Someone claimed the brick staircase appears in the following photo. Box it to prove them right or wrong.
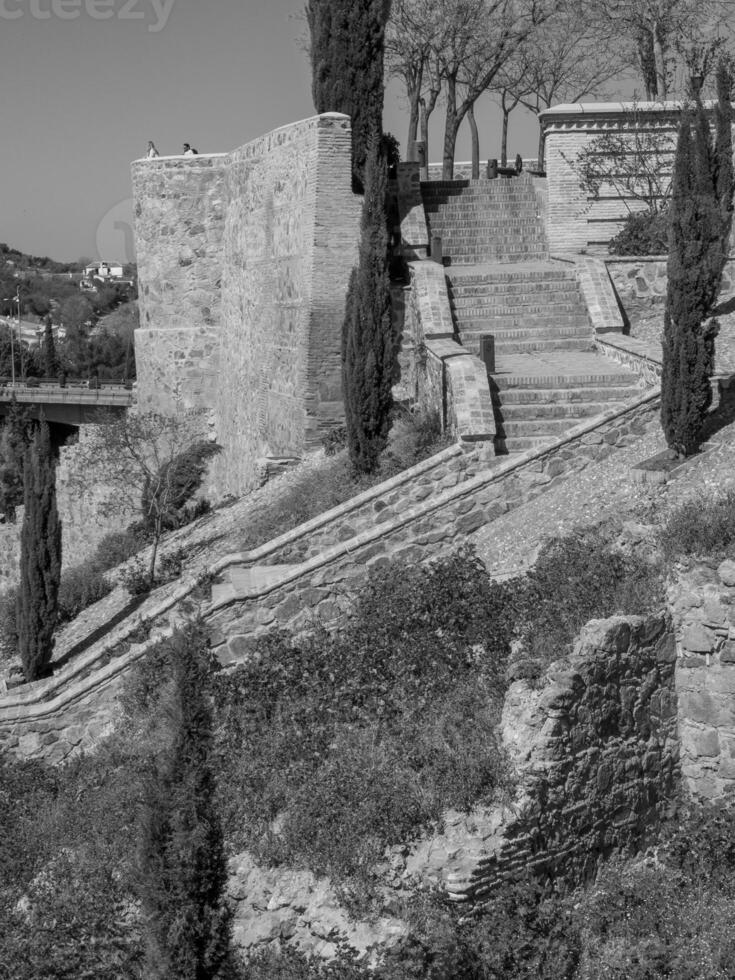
[420,176,644,454]
[422,176,548,264]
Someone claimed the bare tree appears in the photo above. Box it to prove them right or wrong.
[587,0,732,99]
[385,0,436,150]
[69,411,220,587]
[435,0,560,179]
[513,4,628,170]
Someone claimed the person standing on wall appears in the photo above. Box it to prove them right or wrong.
[146,141,160,158]
[183,143,199,156]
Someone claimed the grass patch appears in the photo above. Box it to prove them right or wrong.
[657,489,735,563]
[508,526,665,679]
[238,407,449,552]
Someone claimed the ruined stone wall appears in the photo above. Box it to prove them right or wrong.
[211,114,361,496]
[670,560,735,801]
[132,154,228,415]
[438,614,680,901]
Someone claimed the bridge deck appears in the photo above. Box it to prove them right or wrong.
[0,383,135,423]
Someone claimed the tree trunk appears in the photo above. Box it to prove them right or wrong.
[420,86,440,181]
[653,21,668,99]
[501,99,510,169]
[468,104,480,179]
[537,126,546,173]
[149,517,161,586]
[442,76,459,179]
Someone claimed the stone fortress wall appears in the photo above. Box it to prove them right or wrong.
[132,114,361,498]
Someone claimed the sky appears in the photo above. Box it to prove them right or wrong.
[0,0,557,262]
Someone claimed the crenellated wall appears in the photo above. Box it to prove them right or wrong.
[132,115,361,497]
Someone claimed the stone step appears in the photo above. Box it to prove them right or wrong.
[492,371,640,390]
[463,322,592,340]
[496,417,585,437]
[494,400,624,421]
[493,384,642,404]
[451,301,587,318]
[448,249,549,262]
[494,434,556,453]
[448,265,576,284]
[485,337,597,355]
[449,279,579,296]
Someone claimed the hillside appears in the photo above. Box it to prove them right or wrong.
[2,384,735,975]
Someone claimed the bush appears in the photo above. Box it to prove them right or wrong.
[57,564,114,625]
[657,489,735,562]
[211,549,513,899]
[322,424,347,456]
[510,527,664,677]
[608,209,669,255]
[92,527,148,570]
[120,558,153,597]
[381,406,448,475]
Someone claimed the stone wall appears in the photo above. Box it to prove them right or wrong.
[401,259,495,444]
[439,614,679,900]
[670,560,735,801]
[132,153,228,415]
[132,115,362,498]
[608,257,735,307]
[212,114,361,496]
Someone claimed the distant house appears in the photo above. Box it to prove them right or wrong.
[84,261,124,281]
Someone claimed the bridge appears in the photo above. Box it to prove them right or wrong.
[0,381,135,425]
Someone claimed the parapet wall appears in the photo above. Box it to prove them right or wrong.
[132,115,361,497]
[541,102,681,252]
[132,153,228,414]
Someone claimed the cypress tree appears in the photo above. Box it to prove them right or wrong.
[137,622,231,980]
[306,0,392,190]
[342,142,396,473]
[0,397,32,519]
[661,62,734,457]
[42,315,58,378]
[17,421,61,681]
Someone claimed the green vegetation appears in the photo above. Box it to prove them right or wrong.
[657,488,735,562]
[342,143,397,474]
[607,208,670,255]
[511,527,664,678]
[16,422,61,680]
[137,621,232,978]
[0,398,33,519]
[661,61,734,458]
[237,407,447,552]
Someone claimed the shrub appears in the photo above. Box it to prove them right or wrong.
[381,406,448,475]
[57,564,114,624]
[92,527,147,570]
[212,549,513,898]
[657,489,735,562]
[510,527,664,677]
[322,424,348,456]
[607,209,669,255]
[120,558,153,597]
